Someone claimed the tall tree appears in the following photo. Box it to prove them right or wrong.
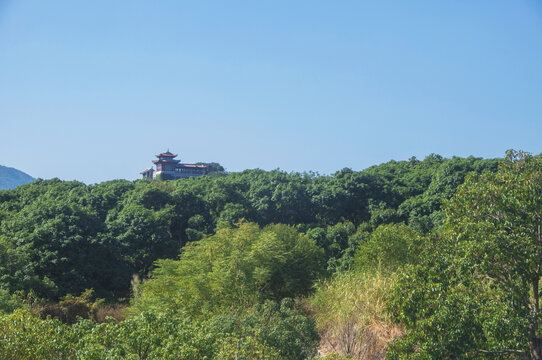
[390,150,542,359]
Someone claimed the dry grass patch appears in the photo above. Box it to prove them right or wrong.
[32,290,127,324]
[309,271,403,359]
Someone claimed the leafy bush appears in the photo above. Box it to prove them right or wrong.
[0,309,75,360]
[211,298,320,360]
[131,222,325,317]
[0,307,316,360]
[73,313,217,360]
[0,288,23,314]
[354,223,420,273]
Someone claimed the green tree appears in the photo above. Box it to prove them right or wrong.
[389,150,542,359]
[0,309,76,359]
[131,222,324,317]
[195,161,226,173]
[354,223,419,274]
[107,203,177,278]
[0,306,316,360]
[211,298,319,360]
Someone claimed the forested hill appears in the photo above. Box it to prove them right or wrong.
[0,165,35,190]
[0,154,498,300]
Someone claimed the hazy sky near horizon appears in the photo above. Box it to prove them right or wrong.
[1,1,542,184]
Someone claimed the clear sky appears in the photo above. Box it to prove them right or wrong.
[1,0,541,184]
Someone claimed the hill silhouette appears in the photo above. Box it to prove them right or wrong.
[0,165,35,190]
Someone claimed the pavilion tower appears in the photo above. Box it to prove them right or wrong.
[141,149,209,180]
[152,150,181,179]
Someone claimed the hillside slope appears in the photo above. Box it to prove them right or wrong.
[0,165,35,190]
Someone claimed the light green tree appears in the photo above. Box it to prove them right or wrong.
[389,150,542,359]
[354,223,419,274]
[131,222,324,317]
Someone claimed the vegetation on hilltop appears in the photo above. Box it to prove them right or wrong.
[3,153,532,359]
[0,154,497,301]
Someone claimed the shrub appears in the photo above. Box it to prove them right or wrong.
[0,288,23,314]
[0,310,75,360]
[131,222,324,317]
[354,223,420,273]
[210,298,320,360]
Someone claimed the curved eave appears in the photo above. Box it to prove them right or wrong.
[152,159,181,164]
[155,153,178,158]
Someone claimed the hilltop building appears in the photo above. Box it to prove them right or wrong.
[141,150,209,180]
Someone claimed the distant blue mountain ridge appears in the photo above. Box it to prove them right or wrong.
[0,165,35,190]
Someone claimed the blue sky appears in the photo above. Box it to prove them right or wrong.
[1,0,541,183]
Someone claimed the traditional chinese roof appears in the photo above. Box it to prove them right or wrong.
[140,168,155,174]
[153,158,181,164]
[155,150,178,158]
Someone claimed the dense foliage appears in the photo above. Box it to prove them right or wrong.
[0,154,498,302]
[0,153,509,359]
[132,222,324,317]
[0,308,309,359]
[388,151,542,359]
